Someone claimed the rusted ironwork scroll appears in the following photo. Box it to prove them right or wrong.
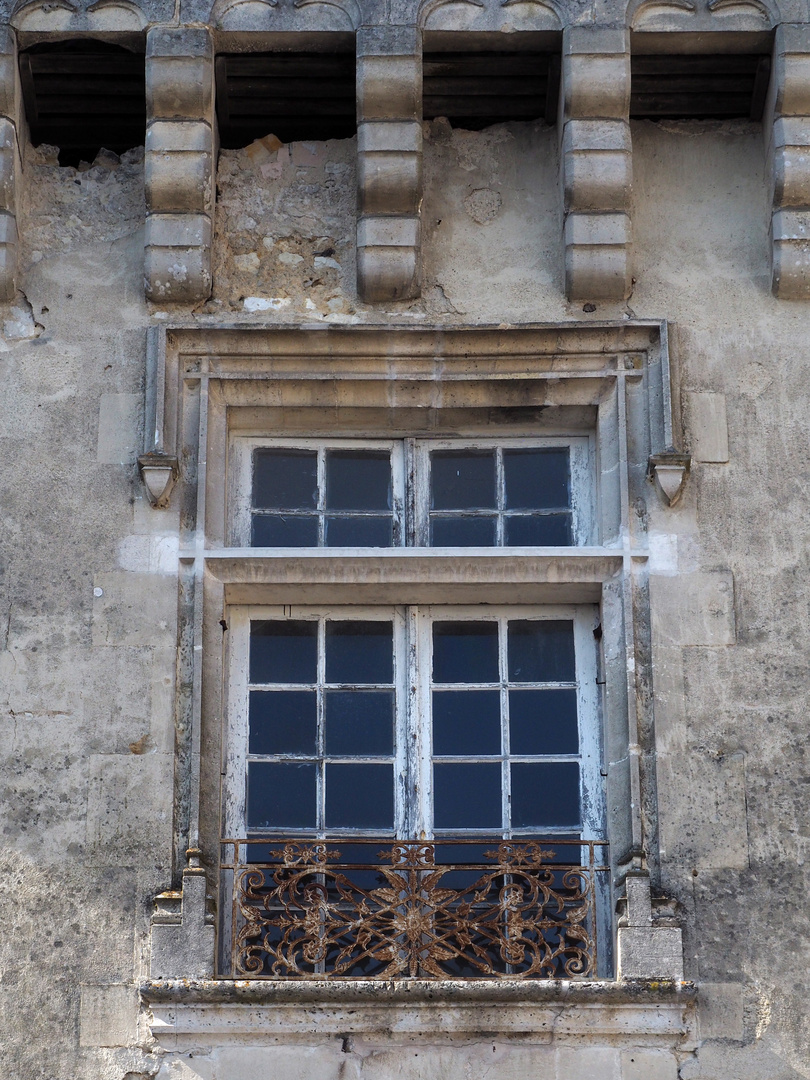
[221,839,608,979]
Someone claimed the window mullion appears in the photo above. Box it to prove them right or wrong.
[500,615,510,838]
[317,616,326,833]
[317,448,326,546]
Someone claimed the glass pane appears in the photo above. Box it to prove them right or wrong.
[432,690,501,755]
[253,449,318,509]
[325,515,393,547]
[431,451,496,510]
[326,450,392,510]
[247,761,317,829]
[325,621,394,684]
[252,514,318,547]
[507,620,576,683]
[325,690,395,755]
[504,448,570,510]
[325,763,393,829]
[433,763,502,830]
[250,621,318,684]
[505,514,572,547]
[249,690,317,755]
[430,516,496,547]
[433,622,499,684]
[508,689,579,755]
[510,762,580,829]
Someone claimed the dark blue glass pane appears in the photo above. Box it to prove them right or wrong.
[251,514,318,547]
[250,621,317,684]
[325,516,393,547]
[432,690,501,755]
[325,764,393,829]
[431,451,496,510]
[511,762,580,829]
[509,689,579,755]
[325,690,395,755]
[326,451,392,510]
[247,761,316,829]
[505,514,572,547]
[433,763,502,830]
[507,621,575,683]
[253,449,317,509]
[430,517,496,547]
[249,690,317,755]
[433,622,499,684]
[504,448,570,510]
[325,622,393,684]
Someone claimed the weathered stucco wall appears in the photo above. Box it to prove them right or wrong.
[1,102,810,1080]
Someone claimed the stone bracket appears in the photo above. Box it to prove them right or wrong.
[648,450,691,507]
[769,25,810,299]
[562,28,632,302]
[617,872,685,980]
[0,28,20,303]
[144,26,215,304]
[150,851,215,979]
[356,25,422,303]
[138,450,179,508]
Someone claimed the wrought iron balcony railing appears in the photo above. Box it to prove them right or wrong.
[220,838,610,980]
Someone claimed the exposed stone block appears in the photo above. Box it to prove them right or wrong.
[685,391,729,464]
[145,213,213,302]
[617,874,684,981]
[79,984,137,1047]
[357,246,420,303]
[564,212,632,300]
[150,869,215,979]
[146,26,214,119]
[145,120,214,215]
[772,208,810,298]
[563,121,632,212]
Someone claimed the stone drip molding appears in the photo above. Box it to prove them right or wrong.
[144,25,215,303]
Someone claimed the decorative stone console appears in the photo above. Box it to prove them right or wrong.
[356,25,422,302]
[561,28,632,302]
[0,26,20,301]
[144,26,215,303]
[769,24,810,299]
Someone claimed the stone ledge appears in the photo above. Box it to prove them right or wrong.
[141,979,697,1047]
[141,977,696,1006]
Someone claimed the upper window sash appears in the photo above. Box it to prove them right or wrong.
[229,436,594,548]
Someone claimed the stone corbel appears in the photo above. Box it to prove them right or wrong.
[356,25,422,302]
[138,450,179,508]
[561,27,632,301]
[617,871,684,980]
[144,27,215,303]
[648,450,691,507]
[0,28,21,302]
[150,849,215,979]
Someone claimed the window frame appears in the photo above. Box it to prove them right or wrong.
[228,434,595,549]
[223,602,603,844]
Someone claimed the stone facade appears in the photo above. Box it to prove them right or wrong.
[1,2,810,1079]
